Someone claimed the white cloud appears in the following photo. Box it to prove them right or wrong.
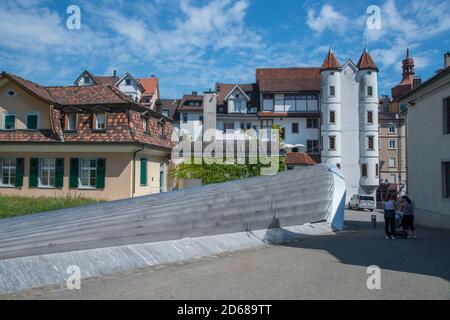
[306,4,348,34]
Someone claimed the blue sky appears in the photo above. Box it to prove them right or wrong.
[0,0,449,98]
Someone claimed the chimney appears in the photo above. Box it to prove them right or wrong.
[445,52,450,69]
[203,91,217,142]
[192,91,198,96]
[150,74,156,78]
[413,76,422,89]
[113,70,117,78]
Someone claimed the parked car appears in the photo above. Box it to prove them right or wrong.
[348,194,375,211]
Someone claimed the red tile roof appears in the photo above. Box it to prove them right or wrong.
[321,49,341,71]
[285,152,318,165]
[357,50,378,71]
[256,68,321,92]
[138,77,158,95]
[46,85,136,105]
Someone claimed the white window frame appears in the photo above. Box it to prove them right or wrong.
[329,86,335,97]
[2,112,16,130]
[66,113,77,131]
[367,86,373,97]
[367,136,375,150]
[329,136,336,150]
[367,111,373,124]
[389,156,396,168]
[0,158,16,187]
[25,112,40,130]
[389,139,397,150]
[329,111,336,124]
[38,158,56,188]
[388,123,396,134]
[95,113,106,130]
[79,159,97,189]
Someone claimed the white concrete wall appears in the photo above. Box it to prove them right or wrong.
[179,112,203,141]
[117,77,143,102]
[272,118,319,148]
[406,82,450,229]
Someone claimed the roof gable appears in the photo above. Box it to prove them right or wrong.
[115,73,145,92]
[224,85,251,101]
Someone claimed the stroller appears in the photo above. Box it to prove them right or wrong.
[393,211,408,239]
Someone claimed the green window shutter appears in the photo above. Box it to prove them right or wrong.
[69,158,79,189]
[29,158,39,188]
[96,158,106,189]
[55,158,64,188]
[5,115,15,130]
[15,158,24,187]
[140,158,148,186]
[27,115,38,130]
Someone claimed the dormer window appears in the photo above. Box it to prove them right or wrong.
[3,113,16,130]
[26,113,39,130]
[84,76,91,84]
[65,113,77,132]
[125,78,131,86]
[142,117,148,134]
[94,113,106,130]
[143,96,152,104]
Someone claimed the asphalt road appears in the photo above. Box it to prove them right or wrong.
[3,210,450,300]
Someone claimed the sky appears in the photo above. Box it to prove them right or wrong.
[0,0,449,98]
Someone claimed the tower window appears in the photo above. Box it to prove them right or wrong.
[375,163,379,177]
[361,164,368,177]
[329,136,336,150]
[368,136,374,150]
[329,111,336,124]
[367,111,373,124]
[367,86,373,97]
[329,86,335,97]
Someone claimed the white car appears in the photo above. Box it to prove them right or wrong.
[348,194,375,211]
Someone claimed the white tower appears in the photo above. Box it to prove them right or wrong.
[320,48,342,168]
[356,48,380,194]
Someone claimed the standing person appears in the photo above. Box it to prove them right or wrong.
[401,195,416,239]
[384,195,396,240]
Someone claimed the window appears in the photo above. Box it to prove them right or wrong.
[187,101,201,107]
[125,78,131,86]
[182,113,188,123]
[292,123,299,134]
[329,86,335,97]
[388,123,396,134]
[3,113,15,130]
[444,98,450,134]
[307,140,319,154]
[240,122,251,130]
[159,123,165,138]
[0,159,16,186]
[66,113,77,131]
[7,90,16,96]
[367,111,373,124]
[143,96,152,104]
[389,140,396,149]
[375,163,379,177]
[329,111,336,124]
[80,159,97,188]
[39,159,55,188]
[162,110,170,117]
[142,118,148,134]
[224,122,235,132]
[84,76,90,84]
[367,86,373,96]
[361,164,368,177]
[329,136,336,150]
[443,162,450,198]
[307,118,318,129]
[95,113,106,130]
[26,113,39,130]
[368,136,374,150]
[389,173,397,184]
[389,157,396,168]
[199,116,203,125]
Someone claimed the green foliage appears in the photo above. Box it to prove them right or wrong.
[0,195,102,219]
[171,157,285,185]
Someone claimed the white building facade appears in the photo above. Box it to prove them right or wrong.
[321,49,380,200]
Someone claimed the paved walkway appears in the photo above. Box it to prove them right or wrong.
[2,210,450,300]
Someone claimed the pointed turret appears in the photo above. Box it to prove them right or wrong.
[357,47,378,71]
[321,48,341,71]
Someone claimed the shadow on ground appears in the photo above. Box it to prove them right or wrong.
[278,214,450,282]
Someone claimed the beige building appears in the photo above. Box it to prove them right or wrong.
[0,72,173,201]
[378,100,407,200]
[398,53,450,229]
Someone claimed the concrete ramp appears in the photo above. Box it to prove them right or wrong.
[0,165,338,260]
